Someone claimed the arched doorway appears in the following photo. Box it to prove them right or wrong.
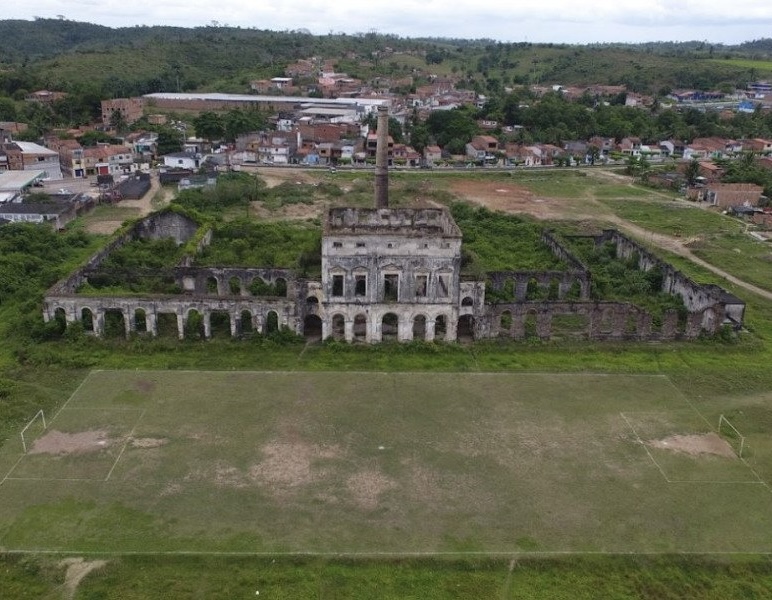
[457,315,474,342]
[412,315,427,341]
[264,311,279,335]
[304,315,323,341]
[332,314,345,341]
[434,315,447,342]
[382,313,399,342]
[240,310,254,335]
[81,308,95,332]
[353,314,367,342]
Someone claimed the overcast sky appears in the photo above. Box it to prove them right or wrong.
[5,1,772,45]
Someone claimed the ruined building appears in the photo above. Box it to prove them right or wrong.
[43,106,745,342]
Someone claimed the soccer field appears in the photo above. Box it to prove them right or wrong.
[0,370,770,554]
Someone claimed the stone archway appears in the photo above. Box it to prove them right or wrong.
[303,315,323,341]
[382,313,399,342]
[413,315,427,341]
[457,315,474,342]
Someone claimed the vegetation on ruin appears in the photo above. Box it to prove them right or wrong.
[451,203,566,275]
[195,218,322,275]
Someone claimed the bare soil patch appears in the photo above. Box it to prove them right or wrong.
[346,469,395,510]
[647,432,736,458]
[59,558,107,600]
[134,379,155,393]
[251,200,325,221]
[249,440,341,490]
[30,430,110,455]
[449,179,566,219]
[130,437,167,449]
[85,220,124,235]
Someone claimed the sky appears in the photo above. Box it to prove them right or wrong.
[5,1,772,45]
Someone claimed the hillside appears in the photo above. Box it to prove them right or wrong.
[2,19,772,98]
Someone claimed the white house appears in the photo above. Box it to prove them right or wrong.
[162,152,200,170]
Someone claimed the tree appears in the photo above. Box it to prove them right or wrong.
[0,97,18,121]
[684,159,700,186]
[109,109,128,133]
[156,127,183,156]
[192,111,225,141]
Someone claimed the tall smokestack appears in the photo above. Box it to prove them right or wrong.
[374,104,389,209]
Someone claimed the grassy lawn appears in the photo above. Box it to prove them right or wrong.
[690,232,772,292]
[1,370,770,555]
[598,197,742,237]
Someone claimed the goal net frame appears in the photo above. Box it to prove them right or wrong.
[718,414,745,458]
[20,409,47,454]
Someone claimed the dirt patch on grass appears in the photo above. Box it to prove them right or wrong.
[249,440,341,491]
[30,430,111,455]
[130,437,167,449]
[134,379,155,393]
[346,469,396,510]
[449,179,565,219]
[59,558,107,600]
[648,432,736,458]
[85,220,124,235]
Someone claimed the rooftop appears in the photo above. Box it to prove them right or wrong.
[325,207,462,238]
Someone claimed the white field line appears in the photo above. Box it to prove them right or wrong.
[619,412,670,482]
[86,369,674,378]
[104,409,147,482]
[0,373,98,486]
[50,371,97,423]
[3,477,106,483]
[2,549,772,557]
[0,454,26,488]
[59,407,147,412]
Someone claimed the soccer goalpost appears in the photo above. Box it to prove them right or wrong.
[20,410,47,454]
[718,414,745,458]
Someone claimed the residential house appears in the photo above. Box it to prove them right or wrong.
[0,141,63,179]
[25,90,67,104]
[465,135,499,163]
[48,138,86,178]
[423,145,442,165]
[162,152,200,171]
[0,122,28,141]
[617,137,642,156]
[391,144,421,167]
[84,144,136,176]
[589,136,615,157]
[701,183,764,208]
[366,132,394,161]
[743,138,772,155]
[505,144,542,167]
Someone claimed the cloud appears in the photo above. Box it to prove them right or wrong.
[4,0,772,43]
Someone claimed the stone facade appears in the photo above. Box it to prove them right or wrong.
[42,210,744,343]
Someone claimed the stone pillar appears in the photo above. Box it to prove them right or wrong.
[230,312,238,338]
[427,318,436,342]
[399,317,411,342]
[176,313,185,339]
[93,310,105,337]
[369,314,378,344]
[255,315,264,335]
[321,318,330,341]
[447,317,458,342]
[147,312,158,336]
[203,312,212,339]
[344,319,354,343]
[124,309,133,338]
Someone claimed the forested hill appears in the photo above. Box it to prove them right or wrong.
[1,18,772,99]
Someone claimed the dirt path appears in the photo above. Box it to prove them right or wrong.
[120,172,170,216]
[59,558,107,599]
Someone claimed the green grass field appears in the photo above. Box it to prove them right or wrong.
[1,370,770,556]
